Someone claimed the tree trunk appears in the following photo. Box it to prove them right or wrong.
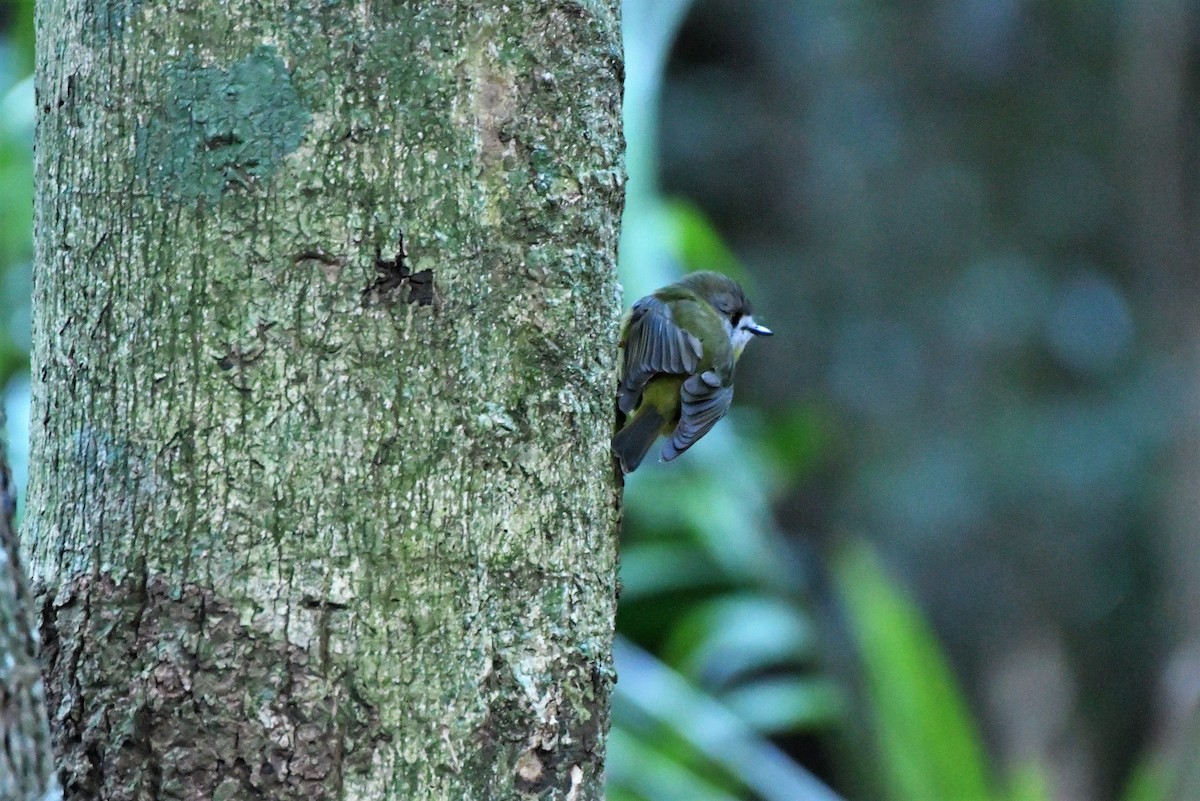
[0,424,59,801]
[29,2,624,800]
[1119,3,1200,790]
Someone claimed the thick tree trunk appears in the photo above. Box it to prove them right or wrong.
[0,427,58,801]
[29,2,624,800]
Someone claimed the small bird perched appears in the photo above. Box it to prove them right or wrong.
[613,271,773,473]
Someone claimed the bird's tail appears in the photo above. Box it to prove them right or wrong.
[612,406,665,474]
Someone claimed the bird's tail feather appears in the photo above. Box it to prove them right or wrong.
[612,407,665,474]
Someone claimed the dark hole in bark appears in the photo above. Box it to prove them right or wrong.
[363,233,435,306]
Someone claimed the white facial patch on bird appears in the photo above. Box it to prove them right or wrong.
[731,314,772,357]
[732,327,754,352]
[731,315,756,356]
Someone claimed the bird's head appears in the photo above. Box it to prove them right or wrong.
[678,271,773,356]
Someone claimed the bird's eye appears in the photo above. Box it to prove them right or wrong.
[731,312,743,326]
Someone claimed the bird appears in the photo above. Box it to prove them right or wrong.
[612,271,773,473]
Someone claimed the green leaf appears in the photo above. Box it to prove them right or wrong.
[757,405,836,483]
[622,429,793,590]
[666,593,818,687]
[1118,752,1170,801]
[11,0,35,70]
[1006,761,1052,801]
[663,199,746,281]
[618,0,695,301]
[721,676,844,734]
[613,637,847,801]
[607,727,745,801]
[834,540,997,801]
[617,541,723,600]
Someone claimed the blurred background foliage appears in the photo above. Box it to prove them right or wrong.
[3,1,1200,800]
[614,1,1200,800]
[0,0,32,500]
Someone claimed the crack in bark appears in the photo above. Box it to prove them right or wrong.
[362,235,435,306]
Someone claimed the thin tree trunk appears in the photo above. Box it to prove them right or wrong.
[0,421,58,801]
[1118,1,1200,786]
[29,2,624,799]
[1112,6,1200,801]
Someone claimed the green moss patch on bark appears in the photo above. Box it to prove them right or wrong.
[136,46,311,202]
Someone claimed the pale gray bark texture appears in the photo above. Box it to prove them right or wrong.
[29,2,624,800]
[0,426,59,801]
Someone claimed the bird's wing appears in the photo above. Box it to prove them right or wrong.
[618,296,703,414]
[661,370,733,462]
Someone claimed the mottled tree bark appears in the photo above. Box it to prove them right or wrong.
[0,424,59,801]
[29,2,624,800]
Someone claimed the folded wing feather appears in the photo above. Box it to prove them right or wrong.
[617,296,703,414]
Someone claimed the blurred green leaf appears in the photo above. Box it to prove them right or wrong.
[721,676,844,734]
[834,540,997,801]
[618,541,725,600]
[666,593,818,687]
[618,0,694,301]
[1118,754,1168,801]
[664,199,746,281]
[756,405,835,483]
[613,637,846,801]
[0,74,32,268]
[624,428,793,590]
[10,0,35,69]
[608,727,745,801]
[1006,762,1052,801]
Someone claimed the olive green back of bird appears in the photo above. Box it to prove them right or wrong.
[613,271,772,473]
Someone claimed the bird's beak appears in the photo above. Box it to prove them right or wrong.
[748,322,773,337]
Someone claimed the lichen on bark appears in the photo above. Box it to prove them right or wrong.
[30,2,624,799]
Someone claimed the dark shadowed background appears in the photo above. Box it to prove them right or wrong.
[4,2,1198,800]
[614,2,1200,801]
